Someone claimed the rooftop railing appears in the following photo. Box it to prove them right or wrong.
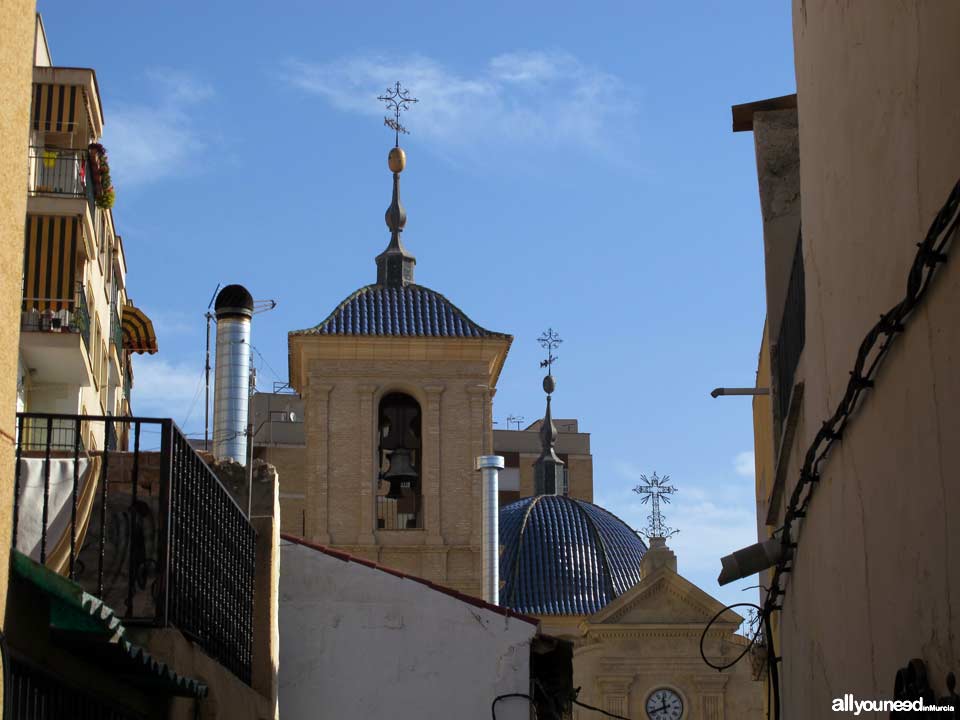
[11,413,256,684]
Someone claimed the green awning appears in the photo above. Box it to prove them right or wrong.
[11,550,208,699]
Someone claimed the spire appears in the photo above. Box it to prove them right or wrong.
[375,82,418,287]
[534,328,565,496]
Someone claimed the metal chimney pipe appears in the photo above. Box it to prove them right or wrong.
[213,285,254,464]
[476,455,504,605]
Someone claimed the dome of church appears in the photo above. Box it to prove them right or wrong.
[499,494,648,616]
[290,283,509,339]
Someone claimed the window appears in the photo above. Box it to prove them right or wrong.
[774,230,805,438]
[376,393,422,530]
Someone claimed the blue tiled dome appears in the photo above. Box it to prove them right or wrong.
[290,284,510,339]
[499,495,647,616]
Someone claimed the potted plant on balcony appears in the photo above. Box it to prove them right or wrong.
[88,142,116,209]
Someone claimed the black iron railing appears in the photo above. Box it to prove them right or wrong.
[10,656,145,720]
[110,303,123,354]
[775,232,806,426]
[11,413,256,685]
[21,282,90,349]
[28,146,88,197]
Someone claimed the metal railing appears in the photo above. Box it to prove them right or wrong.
[377,492,422,530]
[9,656,144,720]
[775,232,806,426]
[11,413,256,685]
[21,282,91,349]
[28,146,88,197]
[110,304,123,354]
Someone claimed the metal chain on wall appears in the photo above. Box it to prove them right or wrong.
[700,175,960,720]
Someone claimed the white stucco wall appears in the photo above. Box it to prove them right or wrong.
[279,540,538,720]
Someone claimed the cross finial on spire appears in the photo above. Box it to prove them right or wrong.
[538,328,562,380]
[633,472,679,540]
[378,81,419,147]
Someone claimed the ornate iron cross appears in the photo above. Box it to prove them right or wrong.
[634,471,679,539]
[538,328,562,375]
[377,81,419,146]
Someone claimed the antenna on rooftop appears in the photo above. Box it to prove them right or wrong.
[506,414,525,431]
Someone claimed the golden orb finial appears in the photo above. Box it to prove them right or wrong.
[388,147,406,173]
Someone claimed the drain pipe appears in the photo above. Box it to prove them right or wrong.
[476,455,504,605]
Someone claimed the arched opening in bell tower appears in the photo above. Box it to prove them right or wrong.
[376,392,422,529]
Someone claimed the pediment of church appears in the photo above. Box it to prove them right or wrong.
[587,566,742,628]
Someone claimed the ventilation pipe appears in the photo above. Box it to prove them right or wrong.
[212,284,253,464]
[476,455,505,605]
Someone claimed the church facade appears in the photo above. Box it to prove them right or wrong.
[282,125,763,717]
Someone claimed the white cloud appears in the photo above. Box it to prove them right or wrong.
[129,356,206,433]
[734,450,755,478]
[281,51,637,159]
[105,69,213,186]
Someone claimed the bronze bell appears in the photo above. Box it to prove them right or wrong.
[384,447,417,500]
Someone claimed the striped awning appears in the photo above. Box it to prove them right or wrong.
[121,303,158,355]
[32,83,82,134]
[22,215,80,311]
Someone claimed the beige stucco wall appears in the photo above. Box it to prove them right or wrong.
[289,335,509,597]
[279,539,538,720]
[0,2,37,663]
[773,1,960,714]
[137,628,273,720]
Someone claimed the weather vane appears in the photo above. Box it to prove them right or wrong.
[538,328,562,376]
[633,471,679,540]
[378,81,419,146]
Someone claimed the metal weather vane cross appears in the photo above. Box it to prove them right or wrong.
[377,81,419,146]
[633,471,679,540]
[538,328,562,375]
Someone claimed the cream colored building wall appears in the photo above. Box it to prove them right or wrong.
[775,1,960,713]
[291,335,508,598]
[280,540,537,720]
[0,0,38,670]
[257,445,307,536]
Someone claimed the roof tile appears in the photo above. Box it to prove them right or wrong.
[290,284,510,339]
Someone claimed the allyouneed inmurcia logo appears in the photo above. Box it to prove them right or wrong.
[832,694,956,715]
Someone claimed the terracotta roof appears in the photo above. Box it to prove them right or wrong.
[289,284,511,339]
[280,533,540,626]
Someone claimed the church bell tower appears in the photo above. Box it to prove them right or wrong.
[287,83,512,596]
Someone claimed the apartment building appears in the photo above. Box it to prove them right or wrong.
[17,15,155,452]
[5,17,280,719]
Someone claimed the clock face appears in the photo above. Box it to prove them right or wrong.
[646,688,683,720]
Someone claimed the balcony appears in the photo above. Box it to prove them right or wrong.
[27,146,88,198]
[12,413,256,684]
[20,283,92,386]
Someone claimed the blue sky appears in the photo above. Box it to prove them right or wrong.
[40,1,795,612]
